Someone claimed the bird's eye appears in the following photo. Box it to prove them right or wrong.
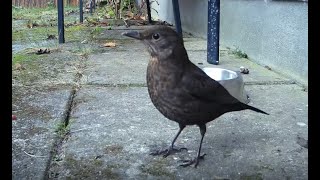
[152,33,160,40]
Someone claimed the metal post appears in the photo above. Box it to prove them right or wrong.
[79,0,83,23]
[90,0,93,15]
[172,0,182,36]
[146,0,152,23]
[207,0,220,65]
[93,0,96,11]
[58,0,65,44]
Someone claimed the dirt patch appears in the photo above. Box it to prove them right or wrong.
[139,158,176,179]
[49,154,123,179]
[104,144,124,155]
[12,50,82,86]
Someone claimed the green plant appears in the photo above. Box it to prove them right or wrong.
[228,47,248,59]
[55,122,70,137]
[47,0,55,8]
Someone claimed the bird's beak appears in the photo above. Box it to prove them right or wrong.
[122,31,141,40]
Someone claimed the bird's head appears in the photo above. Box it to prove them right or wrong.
[122,26,185,59]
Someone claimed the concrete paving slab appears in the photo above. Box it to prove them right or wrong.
[12,51,82,86]
[183,38,207,51]
[13,14,307,180]
[81,51,149,85]
[12,85,72,179]
[92,37,205,54]
[93,31,293,85]
[94,39,146,53]
[81,49,292,86]
[89,29,289,85]
[48,84,307,179]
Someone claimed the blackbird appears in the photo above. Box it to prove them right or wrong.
[122,25,269,168]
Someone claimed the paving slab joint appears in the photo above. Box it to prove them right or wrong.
[244,80,296,86]
[43,87,77,179]
[43,56,87,179]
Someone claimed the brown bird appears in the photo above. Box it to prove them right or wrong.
[122,26,269,168]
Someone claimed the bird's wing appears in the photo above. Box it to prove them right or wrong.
[180,63,240,105]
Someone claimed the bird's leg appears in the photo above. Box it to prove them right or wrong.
[180,124,207,168]
[163,124,188,157]
[150,124,187,157]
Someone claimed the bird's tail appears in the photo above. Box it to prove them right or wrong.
[232,102,269,115]
[244,104,269,115]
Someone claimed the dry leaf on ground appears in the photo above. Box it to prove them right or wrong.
[14,63,25,70]
[103,41,116,47]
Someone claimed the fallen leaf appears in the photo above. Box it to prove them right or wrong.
[140,15,146,21]
[100,20,109,26]
[133,15,142,20]
[103,41,116,47]
[125,11,134,19]
[12,115,17,120]
[14,63,25,70]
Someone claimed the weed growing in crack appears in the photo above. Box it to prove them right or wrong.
[228,46,248,59]
[55,122,71,138]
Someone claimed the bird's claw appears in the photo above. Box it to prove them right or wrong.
[163,147,188,157]
[179,153,206,168]
[150,147,188,157]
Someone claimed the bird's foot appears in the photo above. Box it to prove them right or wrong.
[179,154,206,168]
[150,146,187,157]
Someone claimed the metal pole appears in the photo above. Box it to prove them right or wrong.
[207,0,220,65]
[93,0,96,11]
[90,0,93,15]
[58,0,65,44]
[172,0,182,37]
[146,0,152,23]
[79,0,83,23]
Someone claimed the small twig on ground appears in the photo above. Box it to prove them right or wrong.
[23,151,47,158]
[123,19,129,27]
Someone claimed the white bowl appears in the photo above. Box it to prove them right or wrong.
[202,67,249,104]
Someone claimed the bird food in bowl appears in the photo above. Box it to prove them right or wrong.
[202,67,249,104]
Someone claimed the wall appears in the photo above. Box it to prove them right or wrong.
[152,0,308,86]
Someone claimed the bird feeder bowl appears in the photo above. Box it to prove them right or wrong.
[202,67,250,104]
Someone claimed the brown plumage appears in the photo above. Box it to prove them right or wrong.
[122,25,268,167]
